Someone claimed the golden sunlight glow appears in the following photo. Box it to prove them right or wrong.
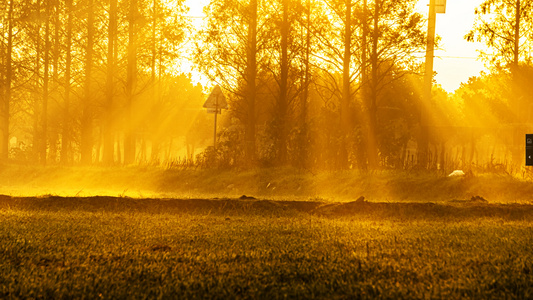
[2,0,533,298]
[415,0,487,92]
[187,0,488,92]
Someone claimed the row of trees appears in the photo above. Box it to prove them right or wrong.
[194,0,533,170]
[1,0,532,170]
[0,0,204,165]
[194,0,427,169]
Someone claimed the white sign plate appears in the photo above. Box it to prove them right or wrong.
[203,85,228,110]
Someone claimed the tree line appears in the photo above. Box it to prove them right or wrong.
[0,0,201,165]
[193,0,533,171]
[1,0,533,171]
[194,0,427,169]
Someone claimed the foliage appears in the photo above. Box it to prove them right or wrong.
[3,0,533,171]
[466,0,533,70]
[1,0,192,165]
[193,0,428,169]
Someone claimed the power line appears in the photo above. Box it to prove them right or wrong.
[436,56,479,59]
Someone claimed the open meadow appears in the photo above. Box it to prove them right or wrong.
[1,193,533,299]
[1,166,533,298]
[3,0,533,296]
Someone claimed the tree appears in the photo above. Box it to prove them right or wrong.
[0,0,15,160]
[295,0,313,168]
[262,0,313,165]
[40,0,51,164]
[276,0,289,164]
[466,0,533,166]
[244,0,258,163]
[466,0,533,72]
[81,0,95,164]
[311,0,424,169]
[61,0,73,164]
[363,0,425,168]
[0,0,191,166]
[194,0,263,164]
[123,0,138,165]
[103,0,117,165]
[307,0,363,168]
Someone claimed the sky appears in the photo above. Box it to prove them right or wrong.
[415,0,487,92]
[185,0,487,93]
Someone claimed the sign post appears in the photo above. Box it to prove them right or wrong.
[203,86,228,150]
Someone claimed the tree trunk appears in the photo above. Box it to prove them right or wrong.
[81,0,95,164]
[49,0,61,163]
[150,0,160,163]
[1,0,14,161]
[41,0,51,165]
[61,0,73,164]
[340,0,352,168]
[514,0,520,70]
[358,0,368,169]
[277,0,289,165]
[367,0,380,169]
[245,0,258,164]
[124,0,138,165]
[33,0,41,162]
[298,0,311,168]
[104,0,117,165]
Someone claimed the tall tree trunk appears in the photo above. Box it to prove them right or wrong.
[124,0,138,165]
[277,0,289,165]
[1,0,14,161]
[50,0,61,163]
[340,0,351,168]
[81,0,95,164]
[298,0,311,168]
[61,0,73,164]
[245,0,258,164]
[512,0,521,166]
[513,0,520,70]
[104,0,117,164]
[367,0,380,169]
[41,0,51,165]
[33,0,41,162]
[358,0,368,169]
[150,0,160,163]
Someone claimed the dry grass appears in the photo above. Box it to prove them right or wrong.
[0,196,532,299]
[1,164,532,203]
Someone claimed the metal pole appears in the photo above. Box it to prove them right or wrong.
[213,95,218,150]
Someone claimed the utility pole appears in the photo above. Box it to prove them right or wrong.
[420,0,441,169]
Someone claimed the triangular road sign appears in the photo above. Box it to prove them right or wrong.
[203,85,228,110]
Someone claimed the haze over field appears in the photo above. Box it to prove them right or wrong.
[1,1,533,298]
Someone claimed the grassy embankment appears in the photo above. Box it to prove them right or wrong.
[1,165,532,298]
[1,195,533,299]
[1,164,533,202]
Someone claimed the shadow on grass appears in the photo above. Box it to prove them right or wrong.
[1,195,532,221]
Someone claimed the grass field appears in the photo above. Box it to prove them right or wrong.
[1,195,533,299]
[1,164,533,203]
